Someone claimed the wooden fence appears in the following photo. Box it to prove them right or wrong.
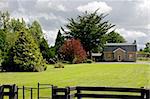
[0,83,52,99]
[0,84,18,99]
[0,84,150,99]
[52,86,150,99]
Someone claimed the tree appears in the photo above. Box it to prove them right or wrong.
[40,38,51,61]
[29,20,43,45]
[60,38,86,63]
[54,30,64,57]
[0,11,10,30]
[106,31,126,43]
[144,42,150,53]
[29,21,51,61]
[3,30,46,72]
[62,10,115,58]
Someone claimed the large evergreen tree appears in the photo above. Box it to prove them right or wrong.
[4,30,46,72]
[29,21,51,61]
[106,31,126,43]
[62,11,115,58]
[29,20,43,45]
[55,30,64,56]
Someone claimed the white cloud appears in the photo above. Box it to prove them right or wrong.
[146,24,150,30]
[116,28,149,49]
[136,0,150,16]
[0,0,8,10]
[35,0,66,12]
[77,1,112,14]
[138,0,150,10]
[57,4,66,11]
[116,28,147,39]
[43,29,59,46]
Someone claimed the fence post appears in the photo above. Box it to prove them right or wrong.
[146,89,150,99]
[76,87,81,99]
[52,86,57,99]
[17,87,19,99]
[0,85,4,99]
[13,85,18,99]
[31,88,33,99]
[37,83,39,99]
[23,86,25,99]
[141,87,145,98]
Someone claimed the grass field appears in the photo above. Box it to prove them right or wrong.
[0,63,149,98]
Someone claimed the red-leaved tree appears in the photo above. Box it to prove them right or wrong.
[59,38,87,63]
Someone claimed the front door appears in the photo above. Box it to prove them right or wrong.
[117,55,122,62]
[113,48,126,62]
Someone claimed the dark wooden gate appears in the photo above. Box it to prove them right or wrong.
[0,84,18,99]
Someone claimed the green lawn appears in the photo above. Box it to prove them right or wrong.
[0,63,149,98]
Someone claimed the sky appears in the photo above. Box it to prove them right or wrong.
[0,0,149,50]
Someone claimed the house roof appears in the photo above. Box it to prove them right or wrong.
[104,43,137,52]
[92,53,102,56]
[105,43,136,46]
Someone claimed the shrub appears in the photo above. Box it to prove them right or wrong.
[60,38,87,64]
[3,31,46,72]
[83,59,93,63]
[86,59,93,63]
[54,62,64,68]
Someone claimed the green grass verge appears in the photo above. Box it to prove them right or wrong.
[0,63,149,98]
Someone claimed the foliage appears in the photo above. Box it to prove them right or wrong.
[40,38,51,61]
[55,30,64,56]
[84,59,93,63]
[0,29,6,50]
[48,46,56,58]
[0,11,10,29]
[29,21,43,44]
[54,62,64,68]
[60,38,87,63]
[106,31,126,43]
[62,10,115,58]
[0,11,52,71]
[3,30,46,72]
[29,21,51,61]
[143,42,150,53]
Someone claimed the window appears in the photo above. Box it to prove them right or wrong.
[129,54,133,59]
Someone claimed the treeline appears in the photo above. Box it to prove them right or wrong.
[54,11,126,64]
[0,11,52,72]
[0,10,127,71]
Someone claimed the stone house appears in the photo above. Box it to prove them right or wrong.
[103,43,137,62]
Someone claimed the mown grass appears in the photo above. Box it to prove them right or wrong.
[0,63,149,98]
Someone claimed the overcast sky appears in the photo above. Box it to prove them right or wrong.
[0,0,149,50]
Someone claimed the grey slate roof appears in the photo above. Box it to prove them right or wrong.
[104,43,137,52]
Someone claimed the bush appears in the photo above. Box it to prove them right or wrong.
[60,38,87,64]
[3,31,46,72]
[84,59,93,63]
[54,62,64,68]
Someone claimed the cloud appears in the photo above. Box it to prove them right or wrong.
[0,0,8,10]
[116,28,149,49]
[116,28,147,39]
[146,24,150,30]
[35,0,66,12]
[43,29,59,46]
[77,1,112,14]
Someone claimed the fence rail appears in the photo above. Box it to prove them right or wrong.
[52,86,150,99]
[0,84,149,99]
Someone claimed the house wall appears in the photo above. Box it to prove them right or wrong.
[114,50,126,61]
[103,52,114,61]
[103,51,136,62]
[127,52,136,62]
